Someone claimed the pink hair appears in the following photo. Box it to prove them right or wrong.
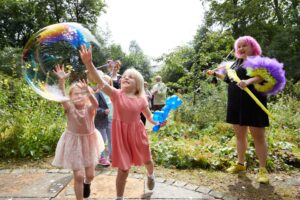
[234,36,262,58]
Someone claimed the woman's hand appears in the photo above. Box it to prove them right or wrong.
[237,80,249,89]
[53,64,70,80]
[206,69,215,76]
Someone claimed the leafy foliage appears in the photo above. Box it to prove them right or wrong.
[0,0,106,49]
[0,73,65,159]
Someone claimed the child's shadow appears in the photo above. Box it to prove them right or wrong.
[228,173,283,200]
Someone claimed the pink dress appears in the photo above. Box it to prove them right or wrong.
[52,104,104,170]
[110,89,151,170]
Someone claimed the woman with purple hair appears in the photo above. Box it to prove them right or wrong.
[207,36,285,184]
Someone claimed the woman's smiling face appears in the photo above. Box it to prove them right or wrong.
[237,40,254,59]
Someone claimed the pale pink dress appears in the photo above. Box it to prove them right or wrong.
[110,89,151,170]
[52,104,104,170]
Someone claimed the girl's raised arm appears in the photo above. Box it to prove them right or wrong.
[53,64,70,110]
[77,79,98,108]
[79,45,113,96]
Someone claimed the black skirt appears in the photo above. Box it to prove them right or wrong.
[225,60,269,127]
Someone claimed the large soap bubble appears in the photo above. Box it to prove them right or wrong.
[22,22,102,102]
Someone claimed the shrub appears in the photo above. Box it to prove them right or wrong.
[0,73,65,159]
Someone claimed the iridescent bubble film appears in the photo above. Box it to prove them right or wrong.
[22,22,102,102]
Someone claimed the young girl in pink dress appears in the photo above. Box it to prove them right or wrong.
[52,65,104,200]
[79,45,166,200]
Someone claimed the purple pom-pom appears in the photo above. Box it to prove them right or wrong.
[243,56,286,96]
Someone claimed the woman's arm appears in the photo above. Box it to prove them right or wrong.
[207,69,225,80]
[238,76,264,89]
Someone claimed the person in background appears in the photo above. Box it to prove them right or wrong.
[140,81,152,125]
[94,71,111,167]
[107,60,122,89]
[151,75,167,111]
[102,74,113,162]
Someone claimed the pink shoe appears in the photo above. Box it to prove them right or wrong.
[99,157,110,167]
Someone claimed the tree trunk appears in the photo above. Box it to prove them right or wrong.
[273,0,283,25]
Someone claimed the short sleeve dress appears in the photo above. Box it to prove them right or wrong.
[110,89,151,170]
[225,59,269,127]
[52,104,105,170]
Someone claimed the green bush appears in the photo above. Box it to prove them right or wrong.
[179,80,227,129]
[0,73,65,159]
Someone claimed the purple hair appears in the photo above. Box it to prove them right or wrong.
[234,36,262,58]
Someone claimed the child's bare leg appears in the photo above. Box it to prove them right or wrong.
[84,165,95,183]
[116,168,129,197]
[73,169,84,200]
[144,160,155,190]
[144,160,154,175]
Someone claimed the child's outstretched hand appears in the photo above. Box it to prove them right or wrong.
[79,45,92,66]
[53,64,70,80]
[159,120,167,127]
[77,79,93,95]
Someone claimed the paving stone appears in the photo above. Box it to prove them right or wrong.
[131,173,144,179]
[173,181,187,187]
[58,169,71,174]
[0,168,227,200]
[0,171,71,198]
[0,169,11,174]
[11,169,26,174]
[155,177,166,183]
[56,174,144,199]
[196,186,211,194]
[0,198,50,200]
[223,194,239,200]
[47,169,60,173]
[184,183,199,191]
[144,182,208,199]
[165,179,176,185]
[209,190,224,199]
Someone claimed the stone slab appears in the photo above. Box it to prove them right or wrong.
[56,174,144,199]
[0,172,71,198]
[143,182,211,199]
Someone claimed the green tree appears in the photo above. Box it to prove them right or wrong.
[0,0,106,48]
[160,45,194,84]
[202,0,300,80]
[122,41,152,81]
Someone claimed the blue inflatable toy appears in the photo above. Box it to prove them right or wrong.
[152,95,182,132]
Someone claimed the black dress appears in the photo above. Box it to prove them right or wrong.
[224,59,269,127]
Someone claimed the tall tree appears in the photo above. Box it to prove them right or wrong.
[202,0,300,80]
[0,0,105,48]
[123,40,152,81]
